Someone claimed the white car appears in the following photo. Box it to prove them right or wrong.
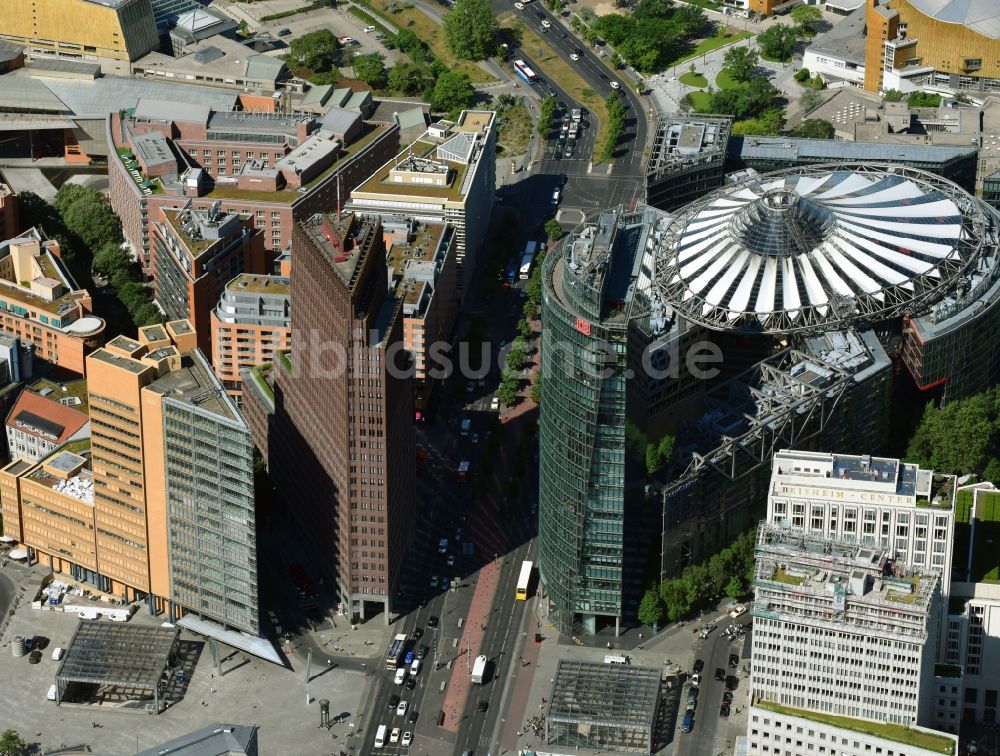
[364,25,376,33]
[390,727,401,743]
[490,397,500,411]
[610,80,620,89]
[401,731,413,746]
[514,2,524,7]
[447,554,456,567]
[729,605,747,619]
[691,673,701,686]
[397,700,408,716]
[541,19,551,27]
[570,53,579,61]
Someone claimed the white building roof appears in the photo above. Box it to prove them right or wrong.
[654,167,980,333]
[908,0,1000,39]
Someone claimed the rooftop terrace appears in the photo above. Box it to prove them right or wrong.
[28,378,89,414]
[755,700,955,755]
[225,274,289,296]
[146,348,241,423]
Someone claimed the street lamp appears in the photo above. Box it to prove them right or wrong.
[362,663,367,677]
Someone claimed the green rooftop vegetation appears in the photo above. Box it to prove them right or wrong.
[755,700,955,755]
[971,490,1000,583]
[249,363,274,403]
[956,490,973,524]
[883,576,920,604]
[60,438,92,456]
[771,566,806,586]
[28,378,89,413]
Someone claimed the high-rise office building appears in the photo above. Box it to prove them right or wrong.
[746,523,957,756]
[242,212,414,622]
[0,321,260,639]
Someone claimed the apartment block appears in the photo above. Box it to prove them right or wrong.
[767,450,956,594]
[0,229,105,376]
[383,217,457,413]
[0,320,266,636]
[243,212,414,623]
[210,274,290,400]
[0,0,159,74]
[348,110,496,298]
[5,385,90,463]
[151,202,266,356]
[108,101,399,275]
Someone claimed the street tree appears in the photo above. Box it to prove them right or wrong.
[289,29,340,72]
[352,53,387,88]
[497,373,519,406]
[530,373,542,403]
[722,46,759,82]
[92,242,131,278]
[0,729,25,756]
[638,587,665,627]
[432,71,475,115]
[544,218,564,241]
[394,29,430,62]
[791,118,835,139]
[799,87,824,113]
[725,576,744,600]
[756,23,799,61]
[388,62,426,95]
[443,0,499,61]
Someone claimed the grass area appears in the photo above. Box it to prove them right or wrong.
[679,71,708,87]
[249,364,274,403]
[755,701,955,755]
[771,566,806,586]
[499,13,609,157]
[968,489,1000,583]
[883,576,920,603]
[715,69,741,90]
[688,90,713,111]
[359,1,495,83]
[668,31,753,67]
[760,51,792,64]
[495,100,534,156]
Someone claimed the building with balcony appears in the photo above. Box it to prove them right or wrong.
[0,229,105,376]
[348,110,496,299]
[863,0,1000,95]
[151,201,266,356]
[766,450,956,594]
[210,274,290,400]
[108,99,399,275]
[5,384,89,463]
[0,0,159,74]
[746,523,957,756]
[242,212,415,623]
[383,217,457,413]
[0,321,264,650]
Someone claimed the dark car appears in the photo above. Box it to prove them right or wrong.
[28,649,41,664]
[405,677,416,690]
[389,694,400,708]
[600,73,609,80]
[693,659,704,674]
[536,11,545,18]
[478,700,489,712]
[723,692,734,705]
[574,47,583,56]
[416,644,429,660]
[729,654,740,668]
[726,676,738,691]
[720,704,731,718]
[427,616,439,629]
[412,628,424,641]
[408,711,419,724]
[558,100,567,111]
[277,28,292,36]
[714,667,726,681]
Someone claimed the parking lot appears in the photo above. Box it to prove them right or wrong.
[0,562,373,755]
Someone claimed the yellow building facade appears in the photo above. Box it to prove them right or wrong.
[0,0,158,74]
[863,0,1000,94]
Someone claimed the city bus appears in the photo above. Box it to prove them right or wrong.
[519,241,539,280]
[385,632,407,669]
[512,59,538,84]
[515,560,533,601]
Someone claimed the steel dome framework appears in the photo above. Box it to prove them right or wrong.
[653,164,993,334]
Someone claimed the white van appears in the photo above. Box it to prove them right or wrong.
[604,654,628,665]
[46,684,57,701]
[51,647,64,661]
[410,658,421,675]
[375,724,387,748]
[394,667,407,685]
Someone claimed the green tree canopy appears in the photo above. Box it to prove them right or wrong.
[54,184,122,252]
[544,218,564,241]
[757,23,799,61]
[443,0,499,61]
[710,78,779,120]
[722,46,759,83]
[394,29,431,62]
[388,62,427,95]
[497,372,519,406]
[92,242,131,278]
[730,108,785,136]
[591,0,708,74]
[791,118,835,139]
[790,5,822,32]
[0,729,26,756]
[352,53,387,88]
[725,576,744,599]
[289,29,340,72]
[432,71,476,115]
[799,87,824,113]
[905,391,1000,475]
[638,587,665,627]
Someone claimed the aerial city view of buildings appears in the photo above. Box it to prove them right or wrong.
[0,0,1000,754]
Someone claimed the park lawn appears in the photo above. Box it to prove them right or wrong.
[689,90,713,111]
[715,69,741,90]
[760,50,793,63]
[363,2,495,83]
[680,71,708,87]
[499,13,609,158]
[668,30,753,67]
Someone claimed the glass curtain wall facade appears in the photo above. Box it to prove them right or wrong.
[163,397,258,635]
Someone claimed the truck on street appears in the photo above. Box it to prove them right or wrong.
[471,654,488,684]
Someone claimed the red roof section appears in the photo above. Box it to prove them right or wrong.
[5,389,88,445]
